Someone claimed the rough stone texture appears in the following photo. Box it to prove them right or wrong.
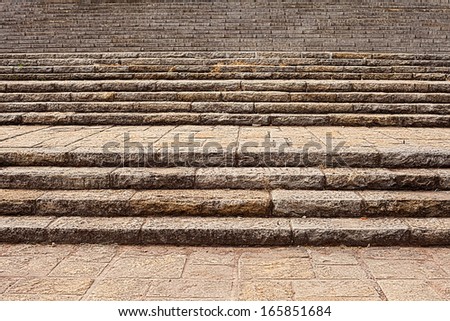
[238,281,294,300]
[195,167,324,190]
[36,190,136,216]
[130,189,270,217]
[0,189,45,215]
[47,217,143,244]
[378,280,444,300]
[291,218,411,246]
[2,0,450,54]
[272,190,362,218]
[292,280,380,300]
[239,257,314,280]
[1,125,448,168]
[140,217,292,246]
[360,191,450,217]
[7,278,93,296]
[1,166,449,191]
[105,255,186,279]
[0,244,449,300]
[1,216,449,246]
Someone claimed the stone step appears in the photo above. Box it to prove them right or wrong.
[2,91,450,103]
[1,189,449,218]
[1,112,448,127]
[2,56,450,67]
[2,102,448,115]
[2,64,450,75]
[3,63,450,74]
[1,125,448,168]
[0,167,448,191]
[3,80,450,93]
[1,71,448,82]
[1,52,449,60]
[1,215,448,246]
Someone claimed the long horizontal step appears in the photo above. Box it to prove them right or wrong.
[1,72,448,82]
[1,167,449,191]
[1,51,449,60]
[2,64,450,75]
[2,91,450,103]
[1,215,448,246]
[3,80,450,93]
[1,51,449,61]
[1,125,448,168]
[2,102,448,115]
[1,189,449,218]
[1,112,448,127]
[3,57,450,67]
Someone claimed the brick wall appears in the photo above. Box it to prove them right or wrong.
[1,0,450,53]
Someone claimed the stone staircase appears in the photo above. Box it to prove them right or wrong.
[0,51,449,246]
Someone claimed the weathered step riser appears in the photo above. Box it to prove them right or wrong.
[3,57,450,67]
[1,167,448,191]
[1,150,448,168]
[2,102,448,115]
[3,80,450,93]
[3,92,450,103]
[1,216,448,246]
[1,189,449,218]
[2,112,449,127]
[2,63,450,74]
[2,72,448,82]
[1,52,449,60]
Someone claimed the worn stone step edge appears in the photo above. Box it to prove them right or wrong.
[1,51,449,60]
[1,189,449,218]
[1,52,449,60]
[2,102,448,114]
[3,80,450,93]
[0,216,448,246]
[1,148,448,168]
[3,91,450,103]
[1,167,448,191]
[2,112,449,127]
[2,72,447,82]
[2,57,450,67]
[2,64,450,74]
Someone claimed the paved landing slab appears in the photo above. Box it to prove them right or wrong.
[0,126,449,168]
[0,244,448,301]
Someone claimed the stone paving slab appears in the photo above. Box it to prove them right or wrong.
[0,126,449,168]
[0,244,448,301]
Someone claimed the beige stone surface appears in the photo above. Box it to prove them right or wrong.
[308,247,359,265]
[364,259,449,279]
[239,257,314,280]
[146,279,233,299]
[378,280,443,300]
[7,278,93,295]
[188,248,237,265]
[239,281,294,300]
[87,278,150,300]
[105,255,186,278]
[293,280,379,299]
[49,260,107,278]
[314,265,368,279]
[0,245,449,301]
[182,264,235,280]
[0,256,61,277]
[68,244,118,263]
